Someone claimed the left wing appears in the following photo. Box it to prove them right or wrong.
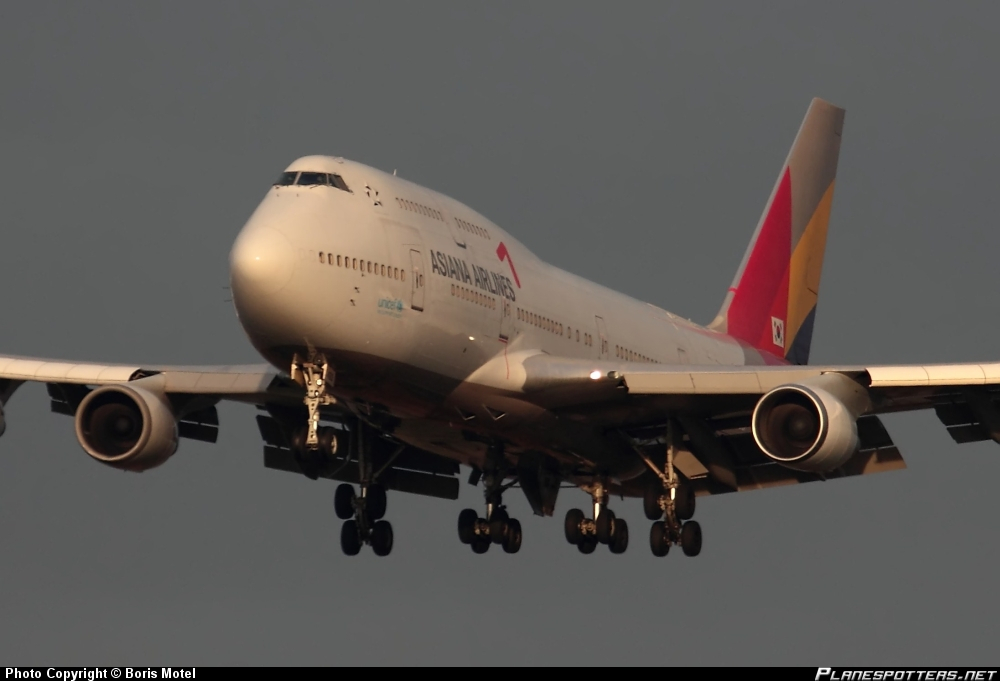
[0,354,461,500]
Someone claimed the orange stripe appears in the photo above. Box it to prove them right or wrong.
[786,180,835,353]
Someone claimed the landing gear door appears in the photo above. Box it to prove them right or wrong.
[595,316,610,359]
[409,249,426,312]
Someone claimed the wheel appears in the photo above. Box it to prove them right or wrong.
[502,518,522,554]
[643,485,663,520]
[366,484,387,521]
[489,507,509,545]
[340,520,361,556]
[649,521,669,557]
[675,484,695,521]
[317,426,339,458]
[334,484,355,520]
[471,536,490,554]
[458,508,478,544]
[681,520,702,557]
[577,537,597,554]
[610,518,629,554]
[564,508,585,544]
[596,508,616,544]
[371,520,393,556]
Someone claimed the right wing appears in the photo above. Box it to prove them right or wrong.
[495,352,1000,497]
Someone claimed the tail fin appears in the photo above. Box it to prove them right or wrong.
[709,97,845,365]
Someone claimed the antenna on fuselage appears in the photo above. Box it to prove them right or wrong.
[393,169,397,175]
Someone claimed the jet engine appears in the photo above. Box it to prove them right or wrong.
[751,373,872,473]
[74,384,179,472]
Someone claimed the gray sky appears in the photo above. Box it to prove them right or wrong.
[1,2,998,665]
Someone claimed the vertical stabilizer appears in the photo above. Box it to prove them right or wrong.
[709,98,845,365]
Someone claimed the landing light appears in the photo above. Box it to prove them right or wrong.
[589,370,601,380]
[469,336,475,341]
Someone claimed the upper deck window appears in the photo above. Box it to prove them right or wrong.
[274,171,351,192]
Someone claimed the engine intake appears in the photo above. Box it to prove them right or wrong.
[75,385,179,472]
[751,373,871,473]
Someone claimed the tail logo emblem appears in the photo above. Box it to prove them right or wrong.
[772,317,785,349]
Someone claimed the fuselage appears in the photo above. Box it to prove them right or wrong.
[228,156,777,480]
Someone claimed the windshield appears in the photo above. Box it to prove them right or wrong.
[274,171,298,186]
[274,171,351,192]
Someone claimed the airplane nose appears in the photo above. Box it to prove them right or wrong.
[229,226,296,297]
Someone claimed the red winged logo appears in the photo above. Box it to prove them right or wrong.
[496,242,521,288]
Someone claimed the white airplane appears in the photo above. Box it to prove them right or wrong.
[1,98,993,558]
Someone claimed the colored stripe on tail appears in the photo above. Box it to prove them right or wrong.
[709,98,845,365]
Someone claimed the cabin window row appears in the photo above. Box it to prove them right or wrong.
[396,198,444,222]
[516,308,591,345]
[318,251,405,281]
[616,344,657,363]
[451,284,496,309]
[454,217,490,240]
[518,307,563,336]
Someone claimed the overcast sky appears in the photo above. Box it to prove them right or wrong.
[1,2,998,665]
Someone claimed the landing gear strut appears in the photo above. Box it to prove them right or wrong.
[334,420,394,557]
[563,481,629,555]
[290,355,393,557]
[458,443,522,554]
[637,420,702,557]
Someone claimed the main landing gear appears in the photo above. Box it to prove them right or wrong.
[292,355,394,557]
[637,421,702,557]
[458,443,522,554]
[563,481,629,555]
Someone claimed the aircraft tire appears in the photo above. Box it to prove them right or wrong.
[643,486,663,520]
[577,537,597,554]
[340,520,361,556]
[502,519,522,554]
[471,535,490,554]
[334,484,355,520]
[458,509,478,544]
[681,521,702,557]
[649,521,669,557]
[610,518,629,554]
[564,508,584,544]
[676,485,696,521]
[372,520,393,557]
[489,507,509,545]
[596,509,616,544]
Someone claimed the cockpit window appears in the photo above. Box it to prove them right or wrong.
[275,171,352,192]
[296,171,329,186]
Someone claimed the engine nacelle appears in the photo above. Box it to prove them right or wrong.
[751,373,872,473]
[75,384,179,472]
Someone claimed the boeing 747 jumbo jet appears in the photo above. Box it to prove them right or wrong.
[1,98,992,558]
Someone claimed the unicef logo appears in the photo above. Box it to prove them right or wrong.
[377,298,404,317]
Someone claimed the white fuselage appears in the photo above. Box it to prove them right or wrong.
[228,156,766,479]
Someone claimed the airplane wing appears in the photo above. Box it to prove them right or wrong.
[508,353,1000,497]
[0,354,462,501]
